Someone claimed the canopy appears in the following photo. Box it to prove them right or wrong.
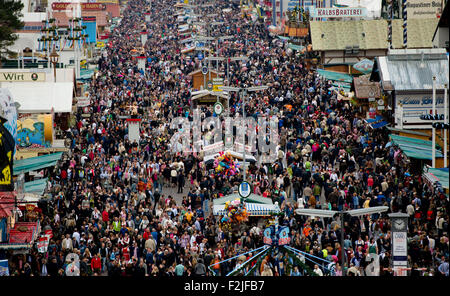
[213,193,274,206]
[371,121,388,129]
[213,202,280,216]
[423,167,449,189]
[13,152,63,175]
[389,134,443,160]
[24,178,48,195]
[317,69,354,84]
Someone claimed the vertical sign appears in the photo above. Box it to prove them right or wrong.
[389,213,409,276]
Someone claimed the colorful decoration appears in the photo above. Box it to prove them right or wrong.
[214,151,240,177]
[220,198,249,231]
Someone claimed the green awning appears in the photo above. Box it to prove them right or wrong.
[277,36,290,41]
[78,69,94,80]
[14,152,63,175]
[317,69,354,84]
[423,167,449,189]
[288,43,305,51]
[24,178,48,195]
[213,193,274,206]
[389,134,443,160]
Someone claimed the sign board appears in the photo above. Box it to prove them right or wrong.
[263,227,272,245]
[407,0,444,19]
[397,94,445,125]
[278,226,291,246]
[202,66,208,75]
[0,72,45,82]
[393,232,408,258]
[206,80,213,91]
[198,52,204,60]
[212,78,223,92]
[52,2,106,10]
[238,181,252,198]
[96,41,105,48]
[214,102,224,115]
[353,58,374,74]
[76,97,91,107]
[310,7,367,18]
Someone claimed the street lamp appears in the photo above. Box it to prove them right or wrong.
[49,46,59,82]
[295,206,389,275]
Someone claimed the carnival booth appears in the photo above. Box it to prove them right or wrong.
[212,193,280,217]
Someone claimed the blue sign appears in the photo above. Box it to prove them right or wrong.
[198,52,204,60]
[82,19,97,44]
[263,226,291,246]
[238,181,251,198]
[0,259,9,276]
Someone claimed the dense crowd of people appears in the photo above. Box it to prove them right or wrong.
[3,0,448,277]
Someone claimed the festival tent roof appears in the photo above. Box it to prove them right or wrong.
[213,193,274,206]
[389,134,443,160]
[375,49,449,92]
[213,202,280,216]
[3,82,73,113]
[13,152,63,175]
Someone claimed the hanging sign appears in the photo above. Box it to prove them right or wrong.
[214,102,224,115]
[310,7,367,18]
[238,181,251,198]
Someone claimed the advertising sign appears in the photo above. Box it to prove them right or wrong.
[278,226,291,246]
[0,72,45,82]
[238,181,251,198]
[310,7,367,18]
[397,94,445,124]
[51,2,106,10]
[393,232,408,258]
[407,0,444,19]
[212,78,223,92]
[263,227,272,245]
[353,58,374,74]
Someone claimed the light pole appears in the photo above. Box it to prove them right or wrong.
[221,85,269,183]
[295,206,389,276]
[444,84,448,167]
[49,46,59,82]
[432,76,436,167]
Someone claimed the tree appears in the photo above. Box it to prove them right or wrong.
[0,0,24,65]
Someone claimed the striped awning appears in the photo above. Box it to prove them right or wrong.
[213,202,280,216]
